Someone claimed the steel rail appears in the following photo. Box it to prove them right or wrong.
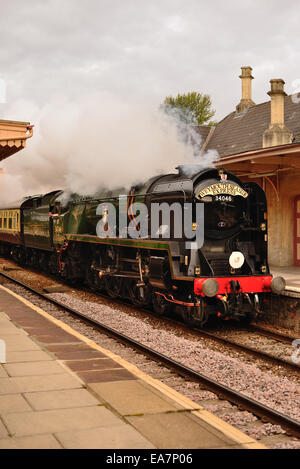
[1,270,300,437]
[246,324,298,344]
[189,328,299,373]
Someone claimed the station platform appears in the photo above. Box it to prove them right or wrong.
[271,266,300,295]
[0,284,265,449]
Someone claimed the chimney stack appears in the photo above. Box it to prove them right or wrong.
[236,66,255,113]
[263,79,293,148]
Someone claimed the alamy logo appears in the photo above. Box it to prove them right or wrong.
[291,79,300,104]
[0,339,6,363]
[291,339,300,364]
[95,198,205,250]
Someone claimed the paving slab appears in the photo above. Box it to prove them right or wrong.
[55,424,155,449]
[24,389,101,411]
[0,394,31,414]
[78,368,137,384]
[0,366,8,378]
[3,335,40,352]
[0,434,62,449]
[1,309,40,321]
[23,327,66,335]
[0,319,12,327]
[0,316,25,327]
[0,373,81,394]
[9,318,53,328]
[125,412,242,449]
[53,349,107,360]
[3,406,122,437]
[0,316,25,329]
[89,380,186,416]
[0,419,8,439]
[5,350,53,363]
[0,327,26,336]
[4,360,66,377]
[32,335,81,344]
[46,343,92,354]
[66,358,122,372]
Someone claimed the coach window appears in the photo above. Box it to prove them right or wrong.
[3,218,7,229]
[8,218,12,229]
[0,218,2,229]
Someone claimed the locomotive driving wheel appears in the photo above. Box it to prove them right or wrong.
[181,304,207,328]
[152,292,171,316]
[128,280,151,307]
[104,276,123,299]
[86,267,103,292]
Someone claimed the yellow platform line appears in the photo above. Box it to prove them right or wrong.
[0,284,266,449]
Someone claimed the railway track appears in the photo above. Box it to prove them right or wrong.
[1,265,298,373]
[246,324,298,344]
[1,269,300,438]
[185,327,300,373]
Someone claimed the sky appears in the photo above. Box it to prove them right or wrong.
[0,0,300,197]
[1,0,300,121]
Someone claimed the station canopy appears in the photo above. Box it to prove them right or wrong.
[0,119,33,162]
[215,142,300,178]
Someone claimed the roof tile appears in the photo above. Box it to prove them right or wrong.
[204,96,300,157]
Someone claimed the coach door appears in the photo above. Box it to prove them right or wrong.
[294,196,300,266]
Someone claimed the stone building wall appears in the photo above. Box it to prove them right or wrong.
[241,169,300,267]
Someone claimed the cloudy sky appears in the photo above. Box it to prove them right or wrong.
[1,0,300,122]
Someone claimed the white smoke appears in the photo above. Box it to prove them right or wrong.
[0,92,219,203]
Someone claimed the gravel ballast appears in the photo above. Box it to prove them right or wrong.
[47,292,300,423]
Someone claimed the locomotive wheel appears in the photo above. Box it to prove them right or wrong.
[240,310,256,325]
[11,247,26,266]
[49,253,59,275]
[182,307,195,327]
[128,281,151,307]
[152,292,171,316]
[86,268,103,292]
[104,276,123,299]
[240,313,254,325]
[182,305,206,328]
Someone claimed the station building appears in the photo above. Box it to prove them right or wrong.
[199,67,300,273]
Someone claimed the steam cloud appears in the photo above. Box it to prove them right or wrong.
[0,92,219,204]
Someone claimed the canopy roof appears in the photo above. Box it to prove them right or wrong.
[0,119,33,162]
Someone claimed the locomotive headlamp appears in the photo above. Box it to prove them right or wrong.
[202,278,219,297]
[271,276,286,294]
[229,251,245,269]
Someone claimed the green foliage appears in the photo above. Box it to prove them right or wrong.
[162,92,216,126]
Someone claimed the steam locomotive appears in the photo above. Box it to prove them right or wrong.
[0,167,285,326]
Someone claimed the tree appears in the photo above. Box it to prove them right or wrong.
[162,92,216,126]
